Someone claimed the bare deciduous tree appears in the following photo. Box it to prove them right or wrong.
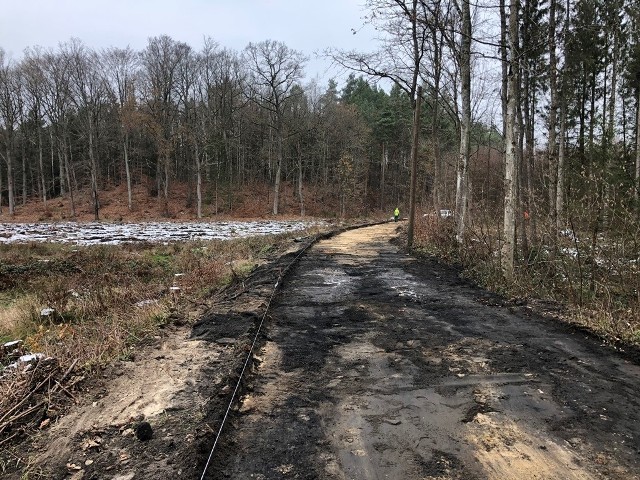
[63,39,108,220]
[21,47,49,205]
[242,40,306,215]
[329,0,431,245]
[140,35,191,217]
[0,49,21,216]
[103,46,139,212]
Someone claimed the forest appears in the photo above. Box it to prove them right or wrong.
[1,0,640,340]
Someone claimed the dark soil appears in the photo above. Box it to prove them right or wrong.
[203,223,640,479]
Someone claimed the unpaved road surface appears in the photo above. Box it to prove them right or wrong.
[208,223,640,479]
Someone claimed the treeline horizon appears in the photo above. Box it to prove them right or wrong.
[0,0,638,234]
[0,35,471,221]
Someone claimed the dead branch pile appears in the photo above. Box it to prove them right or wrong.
[0,341,81,446]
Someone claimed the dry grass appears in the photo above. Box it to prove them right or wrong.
[0,231,316,365]
[413,215,640,346]
[0,225,329,462]
[0,299,33,334]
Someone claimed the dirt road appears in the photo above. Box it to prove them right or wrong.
[207,223,640,479]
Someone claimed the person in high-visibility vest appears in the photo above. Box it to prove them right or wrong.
[394,207,400,222]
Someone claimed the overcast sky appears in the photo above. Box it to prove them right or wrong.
[0,0,378,84]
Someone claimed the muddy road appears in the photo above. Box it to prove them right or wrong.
[206,223,640,479]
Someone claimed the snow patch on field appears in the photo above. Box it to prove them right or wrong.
[0,220,317,245]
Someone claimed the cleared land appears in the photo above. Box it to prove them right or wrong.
[3,223,640,479]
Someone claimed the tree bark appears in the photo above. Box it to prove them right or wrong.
[407,85,423,248]
[425,1,445,214]
[455,0,472,244]
[64,141,76,217]
[59,133,66,197]
[502,0,520,280]
[636,92,640,209]
[89,117,99,221]
[547,0,558,229]
[0,151,3,214]
[298,142,305,217]
[163,152,170,217]
[38,122,46,204]
[273,131,283,215]
[21,137,27,206]
[124,131,132,211]
[500,0,508,138]
[381,142,387,212]
[5,138,15,216]
[196,141,202,219]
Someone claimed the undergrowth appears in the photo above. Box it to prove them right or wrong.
[0,227,321,377]
[413,215,640,346]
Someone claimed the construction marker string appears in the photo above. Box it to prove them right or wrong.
[199,221,389,479]
[199,241,312,480]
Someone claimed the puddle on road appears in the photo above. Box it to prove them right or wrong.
[291,267,356,304]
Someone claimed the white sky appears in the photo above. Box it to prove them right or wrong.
[0,0,378,84]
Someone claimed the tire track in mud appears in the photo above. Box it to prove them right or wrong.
[205,223,640,479]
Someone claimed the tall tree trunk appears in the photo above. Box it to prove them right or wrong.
[6,144,14,216]
[547,0,558,228]
[38,124,46,204]
[635,92,640,209]
[500,0,508,137]
[579,77,587,171]
[521,50,532,258]
[21,136,27,206]
[408,85,423,248]
[502,0,520,280]
[59,135,66,197]
[556,0,570,232]
[298,142,305,217]
[64,143,76,217]
[603,38,618,229]
[163,151,170,217]
[124,131,132,211]
[273,129,283,215]
[49,130,55,196]
[0,152,3,214]
[527,97,537,244]
[196,141,202,219]
[556,93,567,231]
[381,142,386,211]
[89,119,99,221]
[431,22,443,213]
[455,0,472,244]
